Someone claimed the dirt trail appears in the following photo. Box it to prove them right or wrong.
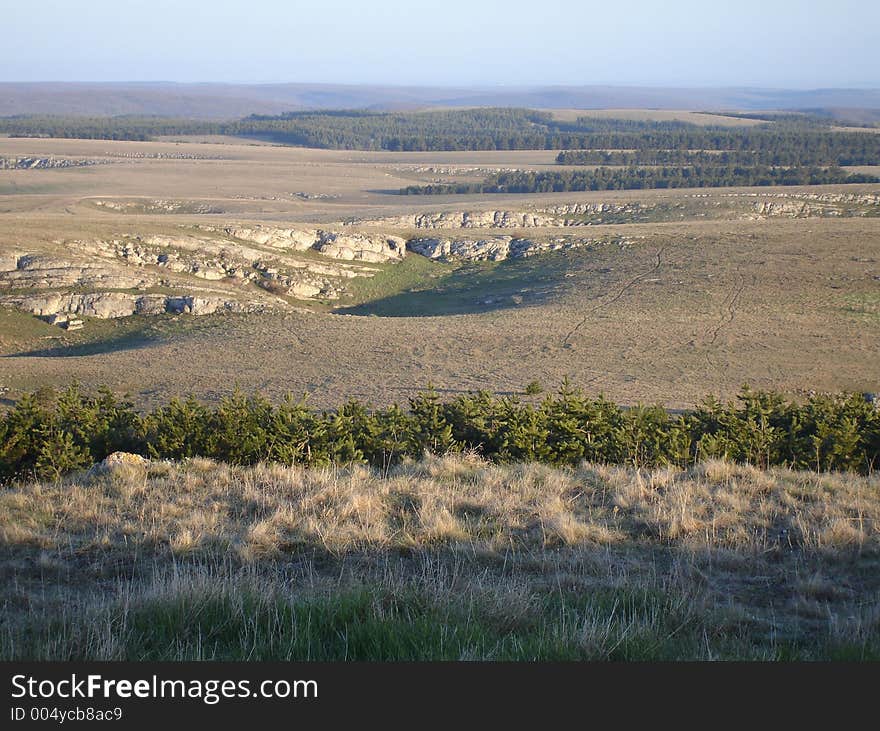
[562,247,665,346]
[707,273,747,347]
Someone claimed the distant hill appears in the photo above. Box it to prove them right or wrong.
[1,82,879,119]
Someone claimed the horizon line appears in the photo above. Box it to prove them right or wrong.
[1,80,879,92]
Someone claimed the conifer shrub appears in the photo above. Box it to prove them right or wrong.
[1,383,878,484]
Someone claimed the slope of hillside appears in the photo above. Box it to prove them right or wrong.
[2,82,879,118]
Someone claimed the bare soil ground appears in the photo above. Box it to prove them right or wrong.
[1,133,878,410]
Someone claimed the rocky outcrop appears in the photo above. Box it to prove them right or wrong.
[98,452,149,469]
[93,199,224,214]
[224,225,406,262]
[224,226,319,250]
[5,291,264,319]
[107,151,222,160]
[0,253,150,291]
[537,202,653,223]
[409,237,512,262]
[348,205,674,229]
[164,296,254,316]
[0,251,24,272]
[744,191,880,219]
[347,210,559,229]
[0,157,106,170]
[344,192,880,233]
[134,295,169,315]
[1,220,397,320]
[753,200,820,217]
[88,451,150,477]
[315,232,406,262]
[9,292,139,319]
[251,260,341,300]
[407,235,626,262]
[79,231,381,301]
[0,216,642,322]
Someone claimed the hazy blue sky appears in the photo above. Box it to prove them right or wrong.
[3,0,877,87]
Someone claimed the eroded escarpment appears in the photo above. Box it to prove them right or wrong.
[407,234,636,262]
[345,210,560,229]
[343,192,880,231]
[213,226,406,263]
[540,192,880,222]
[0,156,109,170]
[0,217,642,322]
[0,224,408,321]
[736,191,880,218]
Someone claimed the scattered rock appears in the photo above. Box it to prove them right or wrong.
[225,226,319,250]
[93,199,224,214]
[96,452,149,471]
[0,252,22,272]
[0,156,108,170]
[408,237,510,261]
[316,232,406,262]
[3,291,263,319]
[407,235,627,262]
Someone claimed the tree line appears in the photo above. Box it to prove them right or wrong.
[556,145,880,167]
[400,165,880,194]
[0,115,218,141]
[1,109,878,161]
[1,384,877,483]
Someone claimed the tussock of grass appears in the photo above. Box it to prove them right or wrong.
[2,456,879,660]
[3,454,876,556]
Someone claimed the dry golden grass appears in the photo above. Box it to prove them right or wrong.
[2,454,877,558]
[2,455,879,660]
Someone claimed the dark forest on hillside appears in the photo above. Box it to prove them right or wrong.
[2,108,879,159]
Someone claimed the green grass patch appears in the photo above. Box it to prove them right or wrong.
[0,308,224,358]
[7,577,875,661]
[331,253,447,310]
[0,307,60,346]
[338,252,578,317]
[841,292,880,323]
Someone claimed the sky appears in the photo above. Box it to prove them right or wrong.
[3,0,878,88]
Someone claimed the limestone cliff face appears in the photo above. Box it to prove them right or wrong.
[347,210,559,229]
[0,223,403,319]
[315,232,406,262]
[220,226,406,262]
[538,202,646,219]
[345,193,880,232]
[0,156,105,170]
[407,235,632,262]
[746,192,880,218]
[5,291,264,319]
[12,190,877,323]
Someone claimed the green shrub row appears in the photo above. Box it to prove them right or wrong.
[1,383,878,482]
